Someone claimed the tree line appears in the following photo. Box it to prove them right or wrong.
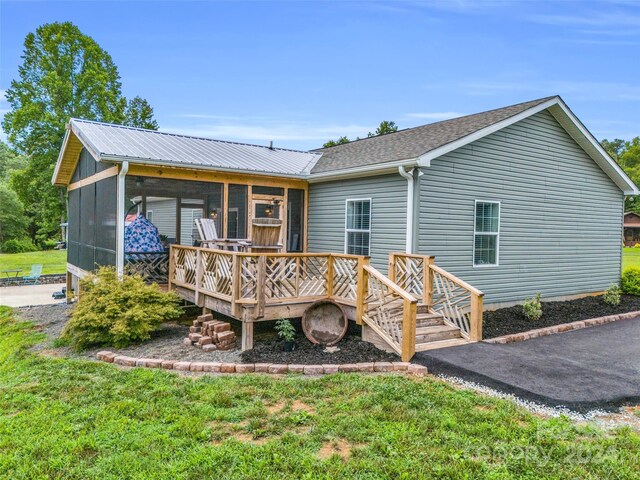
[0,22,158,251]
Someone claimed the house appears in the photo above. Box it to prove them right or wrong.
[52,95,638,359]
[623,212,640,246]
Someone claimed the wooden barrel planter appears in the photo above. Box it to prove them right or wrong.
[301,299,348,346]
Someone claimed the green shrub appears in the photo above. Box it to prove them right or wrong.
[522,293,542,321]
[274,319,296,342]
[62,266,182,350]
[1,238,38,253]
[603,283,621,306]
[40,239,58,250]
[621,267,640,295]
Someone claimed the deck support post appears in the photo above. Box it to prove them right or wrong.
[425,256,434,308]
[401,299,417,362]
[355,256,369,325]
[470,293,484,341]
[116,161,129,277]
[242,321,254,351]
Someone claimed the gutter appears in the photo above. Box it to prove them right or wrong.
[116,161,129,277]
[398,166,415,254]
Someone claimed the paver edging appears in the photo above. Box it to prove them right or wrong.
[484,310,640,344]
[96,351,428,376]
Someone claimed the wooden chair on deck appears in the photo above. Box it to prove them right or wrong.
[251,218,283,253]
[195,218,220,249]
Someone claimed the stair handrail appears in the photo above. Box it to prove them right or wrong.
[359,264,418,361]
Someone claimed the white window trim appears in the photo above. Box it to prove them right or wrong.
[146,209,153,223]
[473,200,500,268]
[344,198,372,256]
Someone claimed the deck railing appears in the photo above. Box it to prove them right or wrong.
[125,251,170,284]
[388,252,484,341]
[360,265,418,361]
[169,246,366,318]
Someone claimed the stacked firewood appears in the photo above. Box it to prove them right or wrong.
[184,313,236,352]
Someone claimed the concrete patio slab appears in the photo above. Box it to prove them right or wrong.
[0,283,66,308]
[414,317,640,411]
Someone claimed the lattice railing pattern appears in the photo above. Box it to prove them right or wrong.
[200,250,233,298]
[431,268,472,338]
[125,252,170,284]
[265,256,298,300]
[239,256,258,301]
[361,267,410,355]
[332,256,359,301]
[172,247,196,287]
[393,255,425,298]
[298,256,329,297]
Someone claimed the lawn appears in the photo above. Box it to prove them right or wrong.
[0,250,66,276]
[0,307,638,479]
[623,247,640,270]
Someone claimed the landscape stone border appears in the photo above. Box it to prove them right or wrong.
[96,351,429,376]
[0,273,66,287]
[484,311,640,344]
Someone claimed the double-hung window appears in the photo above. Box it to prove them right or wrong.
[345,199,371,256]
[473,201,500,266]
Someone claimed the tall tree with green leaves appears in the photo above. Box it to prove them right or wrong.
[2,22,158,241]
[0,141,26,181]
[602,136,640,212]
[125,96,159,130]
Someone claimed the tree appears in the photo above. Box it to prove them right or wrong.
[0,141,26,181]
[322,136,350,148]
[1,22,158,241]
[368,120,398,138]
[125,96,159,130]
[0,183,28,243]
[322,120,399,148]
[602,136,640,212]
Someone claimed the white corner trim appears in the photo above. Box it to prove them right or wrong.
[116,161,129,277]
[398,166,414,254]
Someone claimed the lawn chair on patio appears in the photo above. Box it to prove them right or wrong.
[22,264,43,285]
[195,218,220,249]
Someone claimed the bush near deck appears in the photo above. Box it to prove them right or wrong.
[0,306,638,479]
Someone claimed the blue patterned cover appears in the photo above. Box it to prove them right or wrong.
[124,214,165,253]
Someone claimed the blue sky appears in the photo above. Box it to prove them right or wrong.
[1,0,639,150]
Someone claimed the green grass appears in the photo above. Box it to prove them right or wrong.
[623,247,640,270]
[0,307,638,479]
[0,250,66,275]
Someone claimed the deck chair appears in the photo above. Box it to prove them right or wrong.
[23,264,43,285]
[195,218,220,249]
[251,218,283,253]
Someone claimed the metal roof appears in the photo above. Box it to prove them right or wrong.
[68,118,320,177]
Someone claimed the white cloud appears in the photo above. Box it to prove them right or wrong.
[404,111,466,121]
[528,11,640,28]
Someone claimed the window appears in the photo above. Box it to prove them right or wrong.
[345,199,371,256]
[146,210,153,223]
[473,201,500,266]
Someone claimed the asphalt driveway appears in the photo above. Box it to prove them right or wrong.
[414,318,640,411]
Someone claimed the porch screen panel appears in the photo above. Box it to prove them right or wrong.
[94,176,117,266]
[67,189,80,267]
[228,184,248,239]
[287,188,305,252]
[206,183,224,238]
[78,183,96,272]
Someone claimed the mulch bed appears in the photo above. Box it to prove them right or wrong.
[240,334,398,364]
[483,294,640,339]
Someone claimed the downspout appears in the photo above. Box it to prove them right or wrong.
[116,161,129,277]
[398,166,414,254]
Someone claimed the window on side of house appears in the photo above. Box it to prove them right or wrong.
[473,201,500,267]
[345,199,371,256]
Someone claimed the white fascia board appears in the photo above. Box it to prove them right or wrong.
[308,158,419,183]
[417,97,559,166]
[99,154,309,180]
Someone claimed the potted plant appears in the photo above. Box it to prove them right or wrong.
[275,319,296,352]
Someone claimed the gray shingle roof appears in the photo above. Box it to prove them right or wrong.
[310,96,557,174]
[70,119,320,176]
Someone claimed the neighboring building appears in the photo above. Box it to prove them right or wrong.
[624,212,640,246]
[53,95,637,312]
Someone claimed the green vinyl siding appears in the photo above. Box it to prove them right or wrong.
[418,109,624,305]
[308,174,407,272]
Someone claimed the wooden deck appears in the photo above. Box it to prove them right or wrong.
[168,246,484,361]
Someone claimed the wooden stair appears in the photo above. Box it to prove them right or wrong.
[414,309,469,352]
